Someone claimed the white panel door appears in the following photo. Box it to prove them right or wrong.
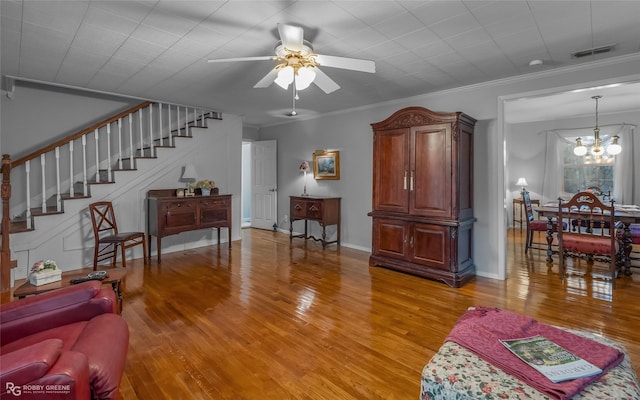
[251,140,277,230]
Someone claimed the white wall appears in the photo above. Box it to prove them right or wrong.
[258,55,640,281]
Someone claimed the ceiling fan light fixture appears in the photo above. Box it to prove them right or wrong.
[275,66,294,89]
[295,67,316,90]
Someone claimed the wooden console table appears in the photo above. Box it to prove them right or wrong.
[289,196,341,249]
[147,189,231,262]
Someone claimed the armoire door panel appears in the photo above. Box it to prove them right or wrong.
[373,219,408,259]
[411,223,449,270]
[411,125,452,217]
[373,128,409,213]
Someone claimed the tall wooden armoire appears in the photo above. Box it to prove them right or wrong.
[368,107,476,287]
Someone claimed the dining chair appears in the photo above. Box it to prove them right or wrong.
[523,190,561,254]
[557,191,618,283]
[572,186,611,233]
[89,201,147,270]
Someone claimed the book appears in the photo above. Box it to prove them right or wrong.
[500,335,602,383]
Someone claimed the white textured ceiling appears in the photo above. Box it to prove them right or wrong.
[2,0,640,127]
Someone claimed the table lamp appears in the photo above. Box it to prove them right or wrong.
[299,161,310,196]
[181,164,197,195]
[516,177,528,194]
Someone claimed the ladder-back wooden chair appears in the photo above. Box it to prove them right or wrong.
[523,190,562,254]
[557,191,618,283]
[89,201,147,270]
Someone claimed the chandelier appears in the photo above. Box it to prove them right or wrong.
[573,95,621,157]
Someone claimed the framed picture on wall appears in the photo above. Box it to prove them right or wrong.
[313,150,340,180]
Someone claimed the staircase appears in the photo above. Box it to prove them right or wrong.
[1,101,225,291]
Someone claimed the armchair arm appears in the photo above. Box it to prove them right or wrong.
[0,339,63,385]
[1,281,116,345]
[30,351,92,400]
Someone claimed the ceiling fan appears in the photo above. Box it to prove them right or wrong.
[207,23,375,94]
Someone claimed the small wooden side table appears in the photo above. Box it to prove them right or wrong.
[512,197,540,231]
[290,196,341,249]
[13,268,126,314]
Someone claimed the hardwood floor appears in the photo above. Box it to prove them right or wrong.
[6,227,640,399]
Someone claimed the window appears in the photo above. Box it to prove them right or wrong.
[562,139,615,195]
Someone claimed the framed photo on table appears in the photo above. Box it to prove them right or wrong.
[313,150,340,180]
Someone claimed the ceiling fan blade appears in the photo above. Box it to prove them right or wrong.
[277,23,304,51]
[254,68,279,88]
[314,54,376,73]
[207,56,275,63]
[312,68,340,94]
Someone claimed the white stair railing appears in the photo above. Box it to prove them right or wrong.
[6,101,221,231]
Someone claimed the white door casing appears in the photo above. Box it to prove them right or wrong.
[251,140,277,230]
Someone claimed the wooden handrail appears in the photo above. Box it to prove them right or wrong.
[11,101,154,168]
[1,154,12,292]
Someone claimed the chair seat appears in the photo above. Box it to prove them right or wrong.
[99,232,145,243]
[563,234,618,255]
[529,220,566,232]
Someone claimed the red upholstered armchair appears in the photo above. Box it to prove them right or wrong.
[0,281,129,400]
[557,191,618,283]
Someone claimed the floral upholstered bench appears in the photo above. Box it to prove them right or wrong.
[420,329,640,399]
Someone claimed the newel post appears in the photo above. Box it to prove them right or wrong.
[1,154,12,292]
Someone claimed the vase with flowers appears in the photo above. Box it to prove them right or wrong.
[29,259,62,286]
[192,179,216,196]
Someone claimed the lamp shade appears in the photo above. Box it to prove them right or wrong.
[275,66,294,89]
[573,138,588,156]
[181,164,197,182]
[515,177,528,188]
[607,135,622,155]
[299,161,310,172]
[295,67,316,90]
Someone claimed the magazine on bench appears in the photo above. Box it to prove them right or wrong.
[500,335,603,383]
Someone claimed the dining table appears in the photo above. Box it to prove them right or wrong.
[535,203,640,276]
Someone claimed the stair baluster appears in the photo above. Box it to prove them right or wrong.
[117,118,123,170]
[128,113,134,167]
[82,135,88,196]
[138,109,144,157]
[159,103,164,147]
[94,129,100,183]
[55,147,61,211]
[149,105,154,157]
[168,105,173,146]
[106,124,112,182]
[25,160,31,229]
[69,141,75,198]
[40,154,46,213]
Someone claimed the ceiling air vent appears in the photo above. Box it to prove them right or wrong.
[571,44,616,59]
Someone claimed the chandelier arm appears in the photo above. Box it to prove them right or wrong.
[573,95,621,158]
